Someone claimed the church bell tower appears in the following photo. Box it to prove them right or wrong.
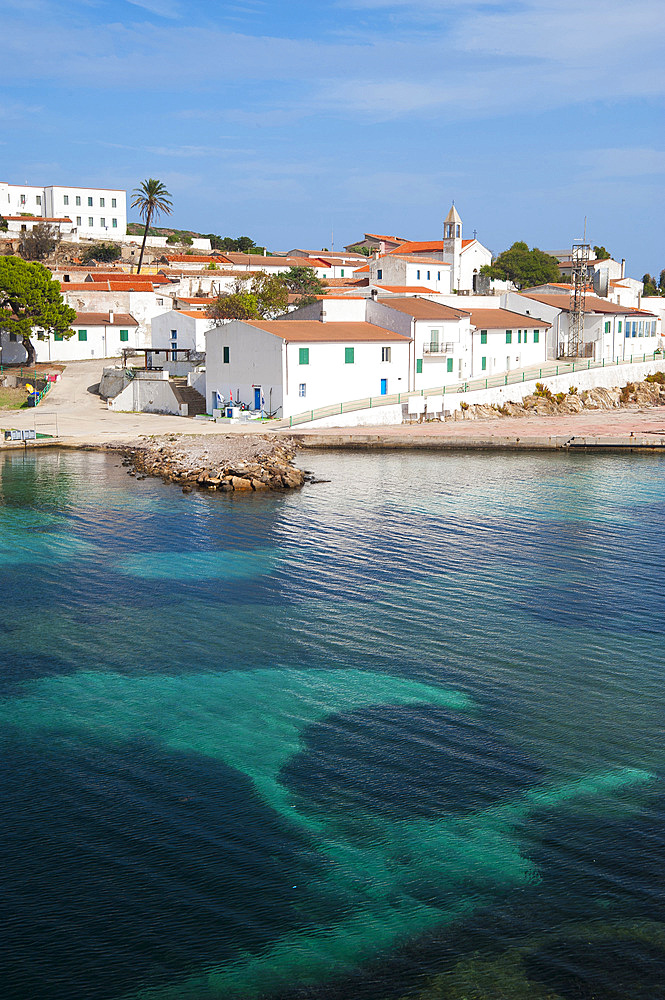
[443,203,462,290]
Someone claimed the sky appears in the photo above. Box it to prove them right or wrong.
[1,0,663,275]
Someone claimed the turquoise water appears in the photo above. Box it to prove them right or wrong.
[1,447,664,1000]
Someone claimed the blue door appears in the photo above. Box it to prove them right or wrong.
[254,387,261,410]
[380,378,387,395]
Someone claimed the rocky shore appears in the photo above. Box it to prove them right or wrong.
[120,434,307,492]
[453,373,665,420]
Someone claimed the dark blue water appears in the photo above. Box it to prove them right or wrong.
[1,447,664,1000]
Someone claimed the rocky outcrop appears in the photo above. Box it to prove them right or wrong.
[451,373,665,420]
[121,438,307,492]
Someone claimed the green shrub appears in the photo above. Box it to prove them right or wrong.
[620,382,635,403]
[569,385,578,394]
[534,382,553,399]
[555,392,566,404]
[645,371,665,384]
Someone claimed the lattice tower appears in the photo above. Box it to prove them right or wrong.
[568,241,589,357]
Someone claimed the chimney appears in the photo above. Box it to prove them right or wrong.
[621,258,626,279]
[379,241,386,254]
[109,309,114,323]
[370,289,378,300]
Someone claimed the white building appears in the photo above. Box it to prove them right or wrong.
[362,254,452,294]
[204,319,412,418]
[0,181,126,237]
[0,311,139,364]
[151,309,213,354]
[506,291,660,361]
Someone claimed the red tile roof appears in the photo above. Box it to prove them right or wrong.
[375,285,440,294]
[74,312,138,326]
[520,292,657,316]
[245,320,411,342]
[378,298,470,320]
[467,308,550,329]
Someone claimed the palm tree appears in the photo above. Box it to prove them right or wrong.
[131,178,173,274]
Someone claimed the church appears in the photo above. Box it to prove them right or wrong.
[346,205,493,293]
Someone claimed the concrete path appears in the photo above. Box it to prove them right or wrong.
[0,361,268,444]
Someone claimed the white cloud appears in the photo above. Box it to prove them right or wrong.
[124,0,181,18]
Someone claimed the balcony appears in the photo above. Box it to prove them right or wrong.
[423,342,455,355]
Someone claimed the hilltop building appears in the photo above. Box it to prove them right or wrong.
[0,181,127,237]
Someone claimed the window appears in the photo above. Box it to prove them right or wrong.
[377,268,383,280]
[604,321,611,333]
[618,321,622,333]
[381,346,391,362]
[88,217,94,226]
[506,330,512,344]
[480,330,487,344]
[632,324,637,338]
[345,347,354,364]
[120,329,129,342]
[20,194,26,204]
[437,271,441,280]
[427,271,430,280]
[36,195,41,205]
[523,330,528,343]
[78,330,87,341]
[299,383,306,397]
[100,198,105,208]
[533,330,539,343]
[112,218,117,228]
[481,356,487,371]
[416,358,422,374]
[170,329,177,340]
[87,197,93,206]
[76,216,81,226]
[54,332,64,341]
[157,298,163,306]
[76,196,81,206]
[518,330,522,344]
[446,358,453,373]
[223,346,230,363]
[9,333,17,342]
[112,198,117,208]
[63,195,69,206]
[625,330,630,339]
[639,321,644,335]
[340,269,345,277]
[416,270,421,279]
[299,347,309,365]
[100,217,105,227]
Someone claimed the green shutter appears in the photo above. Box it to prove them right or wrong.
[506,330,512,344]
[446,358,453,373]
[416,358,422,374]
[54,332,64,341]
[299,347,309,365]
[618,321,622,333]
[534,330,539,344]
[480,331,487,344]
[78,329,87,342]
[481,356,486,371]
[523,330,527,343]
[119,329,129,342]
[345,347,354,364]
[223,346,229,363]
[518,330,522,343]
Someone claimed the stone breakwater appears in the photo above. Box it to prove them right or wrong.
[455,373,665,420]
[120,435,307,492]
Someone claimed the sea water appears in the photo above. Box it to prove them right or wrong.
[0,447,664,1000]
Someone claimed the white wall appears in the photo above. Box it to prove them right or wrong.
[110,375,183,414]
[34,323,139,362]
[470,323,548,378]
[46,186,126,237]
[205,322,285,416]
[283,338,411,416]
[151,311,212,352]
[459,242,492,291]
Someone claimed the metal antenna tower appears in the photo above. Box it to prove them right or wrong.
[568,238,589,357]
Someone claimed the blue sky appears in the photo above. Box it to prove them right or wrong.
[1,0,663,274]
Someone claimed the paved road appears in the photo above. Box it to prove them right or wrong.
[1,361,268,443]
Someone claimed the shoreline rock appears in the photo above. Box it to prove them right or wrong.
[119,435,307,493]
[449,373,665,421]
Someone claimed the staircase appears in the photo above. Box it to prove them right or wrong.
[170,377,207,417]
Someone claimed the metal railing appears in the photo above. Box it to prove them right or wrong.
[423,342,455,355]
[284,351,663,428]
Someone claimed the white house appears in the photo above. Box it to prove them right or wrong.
[364,254,452,294]
[151,309,213,354]
[0,311,139,364]
[3,215,74,236]
[0,181,126,237]
[466,308,550,377]
[204,319,412,418]
[506,291,660,360]
[61,281,170,349]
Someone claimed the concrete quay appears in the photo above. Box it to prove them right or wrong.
[290,408,665,453]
